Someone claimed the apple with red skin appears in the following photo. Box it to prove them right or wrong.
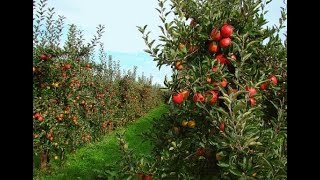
[193,93,205,102]
[172,93,184,104]
[230,54,237,60]
[208,41,219,53]
[269,75,278,85]
[219,122,225,132]
[260,83,268,90]
[220,78,228,88]
[249,98,256,106]
[65,64,71,69]
[219,37,232,48]
[144,175,153,180]
[220,24,233,37]
[62,72,67,78]
[207,90,218,104]
[38,116,43,122]
[34,113,41,119]
[188,45,199,53]
[196,147,205,157]
[34,113,43,122]
[215,54,228,64]
[212,66,218,72]
[40,54,48,60]
[181,90,189,100]
[175,61,183,70]
[206,77,212,84]
[210,28,221,41]
[246,87,257,97]
[179,43,185,50]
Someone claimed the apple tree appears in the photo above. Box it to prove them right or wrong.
[138,0,287,178]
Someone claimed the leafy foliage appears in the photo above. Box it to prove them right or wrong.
[136,0,287,178]
[33,0,165,171]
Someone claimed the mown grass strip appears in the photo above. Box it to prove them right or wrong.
[34,104,168,179]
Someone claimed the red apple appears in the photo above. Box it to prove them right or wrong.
[247,87,257,97]
[260,83,268,90]
[207,90,218,104]
[215,54,228,64]
[40,54,48,60]
[208,41,219,53]
[193,93,205,102]
[249,98,256,106]
[269,75,278,85]
[210,28,221,41]
[219,37,232,48]
[172,93,184,104]
[220,24,233,37]
[65,64,71,69]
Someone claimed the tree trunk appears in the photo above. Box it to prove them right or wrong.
[40,149,49,170]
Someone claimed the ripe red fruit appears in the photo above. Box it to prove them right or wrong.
[196,147,205,157]
[181,90,189,100]
[172,93,184,104]
[193,93,205,102]
[220,78,228,88]
[230,54,237,60]
[144,175,153,180]
[179,43,185,50]
[210,28,221,41]
[188,45,199,53]
[38,116,43,122]
[219,122,225,132]
[34,113,41,119]
[260,82,268,90]
[219,37,232,48]
[247,87,257,97]
[208,41,219,53]
[175,61,183,70]
[269,75,278,85]
[207,90,218,104]
[65,64,71,69]
[212,66,218,72]
[62,72,67,78]
[249,98,256,106]
[206,77,212,84]
[215,54,228,64]
[40,54,48,60]
[220,24,233,37]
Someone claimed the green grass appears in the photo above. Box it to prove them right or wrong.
[34,104,168,180]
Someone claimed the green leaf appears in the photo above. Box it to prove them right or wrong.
[155,8,161,14]
[219,96,231,105]
[217,162,229,168]
[229,168,242,177]
[231,90,247,100]
[234,101,246,112]
[246,40,259,49]
[144,49,152,54]
[242,53,252,62]
[149,40,155,47]
[213,107,229,117]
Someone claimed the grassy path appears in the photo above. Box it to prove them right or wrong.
[34,104,168,179]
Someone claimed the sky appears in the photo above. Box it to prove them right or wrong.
[38,0,286,86]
